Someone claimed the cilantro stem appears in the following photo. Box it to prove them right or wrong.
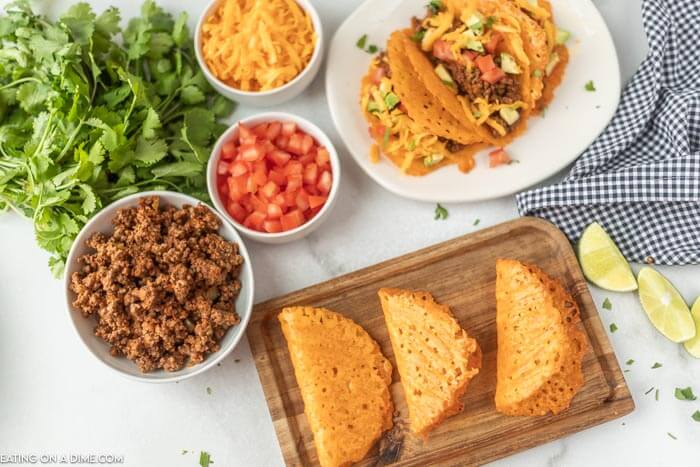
[0,77,42,91]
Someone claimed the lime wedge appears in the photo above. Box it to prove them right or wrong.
[577,222,637,292]
[683,297,700,358]
[638,267,695,343]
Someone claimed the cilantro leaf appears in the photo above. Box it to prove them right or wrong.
[602,298,612,310]
[356,34,367,49]
[199,451,213,467]
[674,387,696,401]
[435,203,448,220]
[692,411,700,422]
[609,323,618,333]
[651,362,663,369]
[585,80,596,92]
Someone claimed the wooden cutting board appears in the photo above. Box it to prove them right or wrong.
[247,217,634,466]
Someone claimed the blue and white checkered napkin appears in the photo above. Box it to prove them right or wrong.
[516,0,700,265]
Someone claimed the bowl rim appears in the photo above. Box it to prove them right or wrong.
[207,111,342,240]
[63,190,255,383]
[194,0,324,98]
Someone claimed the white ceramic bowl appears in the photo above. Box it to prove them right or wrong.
[194,0,324,107]
[207,112,341,244]
[64,191,255,383]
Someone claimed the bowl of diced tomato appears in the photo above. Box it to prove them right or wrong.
[207,112,341,243]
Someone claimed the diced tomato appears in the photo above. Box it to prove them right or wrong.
[272,193,286,208]
[221,141,237,160]
[485,32,502,54]
[227,176,246,201]
[269,149,291,167]
[303,163,319,185]
[489,149,512,168]
[298,151,316,165]
[263,220,283,233]
[281,121,297,137]
[260,181,280,199]
[304,184,319,196]
[240,143,266,162]
[295,189,310,211]
[461,50,478,64]
[475,54,497,73]
[317,171,332,195]
[230,160,250,177]
[308,195,327,209]
[282,191,296,210]
[432,39,454,61]
[287,175,302,192]
[216,120,333,233]
[285,160,303,177]
[244,211,266,230]
[267,203,283,219]
[265,122,282,141]
[275,135,289,150]
[281,210,305,231]
[300,134,314,155]
[218,180,229,197]
[316,148,331,167]
[217,161,230,175]
[370,65,386,84]
[481,67,505,84]
[250,194,267,213]
[370,124,386,140]
[227,202,247,223]
[252,123,268,138]
[288,133,304,155]
[238,123,256,145]
[245,174,257,193]
[269,169,286,186]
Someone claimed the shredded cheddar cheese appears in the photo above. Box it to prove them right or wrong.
[201,0,316,92]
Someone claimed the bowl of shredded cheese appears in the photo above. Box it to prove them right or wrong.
[196,0,323,107]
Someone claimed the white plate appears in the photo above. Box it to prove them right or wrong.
[326,0,620,203]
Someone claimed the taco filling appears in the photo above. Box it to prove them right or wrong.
[409,0,530,137]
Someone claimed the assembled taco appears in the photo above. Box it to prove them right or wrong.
[403,0,567,144]
[360,50,485,175]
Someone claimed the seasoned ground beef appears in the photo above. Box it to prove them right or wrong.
[377,51,392,79]
[438,137,467,153]
[70,196,244,373]
[442,61,520,104]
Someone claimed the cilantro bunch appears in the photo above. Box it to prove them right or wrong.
[0,1,235,276]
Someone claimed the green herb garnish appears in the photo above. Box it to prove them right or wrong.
[356,34,368,49]
[199,451,212,467]
[656,389,660,401]
[644,387,655,395]
[384,92,400,110]
[427,0,444,14]
[0,0,235,277]
[692,410,700,422]
[474,219,481,226]
[652,362,663,369]
[585,80,596,92]
[602,298,612,310]
[382,127,391,148]
[181,450,188,455]
[435,203,448,220]
[674,387,697,401]
[609,323,618,333]
[485,16,496,29]
[626,359,634,365]
[367,44,379,54]
[411,28,426,43]
[206,387,212,395]
[667,432,677,440]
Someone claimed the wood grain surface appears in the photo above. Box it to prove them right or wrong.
[247,217,635,466]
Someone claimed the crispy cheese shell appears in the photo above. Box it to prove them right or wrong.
[495,259,586,417]
[279,307,394,467]
[379,288,481,438]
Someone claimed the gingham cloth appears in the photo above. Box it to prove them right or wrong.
[516,0,700,265]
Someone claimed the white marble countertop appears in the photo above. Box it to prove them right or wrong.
[1,0,699,466]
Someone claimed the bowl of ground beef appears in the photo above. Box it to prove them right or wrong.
[64,191,254,383]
